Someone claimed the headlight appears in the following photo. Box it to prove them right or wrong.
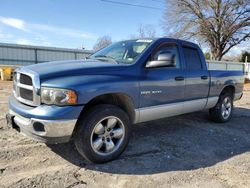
[41,87,77,105]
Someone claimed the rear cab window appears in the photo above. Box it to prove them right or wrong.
[183,46,203,70]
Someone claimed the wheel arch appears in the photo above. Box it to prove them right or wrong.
[220,85,235,98]
[78,92,136,123]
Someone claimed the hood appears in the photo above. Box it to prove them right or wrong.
[23,59,126,79]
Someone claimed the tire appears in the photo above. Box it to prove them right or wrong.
[209,93,233,123]
[74,104,130,163]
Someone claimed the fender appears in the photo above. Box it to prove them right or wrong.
[41,74,140,108]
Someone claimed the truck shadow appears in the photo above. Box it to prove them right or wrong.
[48,107,250,175]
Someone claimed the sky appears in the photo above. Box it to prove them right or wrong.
[0,0,164,50]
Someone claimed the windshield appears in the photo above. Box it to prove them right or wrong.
[90,39,153,64]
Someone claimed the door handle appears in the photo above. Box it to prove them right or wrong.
[201,75,208,80]
[175,76,184,81]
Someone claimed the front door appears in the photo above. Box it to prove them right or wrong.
[139,42,186,122]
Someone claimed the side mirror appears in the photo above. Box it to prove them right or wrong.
[146,53,175,68]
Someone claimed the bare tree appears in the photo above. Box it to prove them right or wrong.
[138,24,156,38]
[130,24,156,39]
[162,0,250,60]
[93,36,112,51]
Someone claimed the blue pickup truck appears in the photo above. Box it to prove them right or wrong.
[7,38,244,163]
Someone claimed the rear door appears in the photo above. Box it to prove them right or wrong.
[181,45,210,111]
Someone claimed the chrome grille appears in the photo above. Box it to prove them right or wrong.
[20,74,32,85]
[20,88,33,101]
[13,68,40,106]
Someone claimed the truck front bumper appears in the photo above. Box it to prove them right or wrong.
[7,95,83,144]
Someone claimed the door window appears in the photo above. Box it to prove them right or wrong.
[183,47,202,70]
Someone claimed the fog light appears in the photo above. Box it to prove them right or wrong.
[33,122,45,132]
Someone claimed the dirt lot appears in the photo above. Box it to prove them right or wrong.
[0,81,250,188]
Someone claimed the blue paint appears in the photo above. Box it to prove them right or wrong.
[9,96,83,120]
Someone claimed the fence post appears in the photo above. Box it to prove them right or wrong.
[74,52,77,60]
[35,49,38,64]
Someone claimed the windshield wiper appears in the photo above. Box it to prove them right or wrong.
[94,55,118,64]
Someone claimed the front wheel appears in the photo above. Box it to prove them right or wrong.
[209,93,233,123]
[74,104,130,163]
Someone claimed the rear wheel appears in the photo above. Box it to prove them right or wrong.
[74,104,130,163]
[209,93,233,123]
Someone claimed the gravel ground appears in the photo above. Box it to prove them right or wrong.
[0,81,250,188]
